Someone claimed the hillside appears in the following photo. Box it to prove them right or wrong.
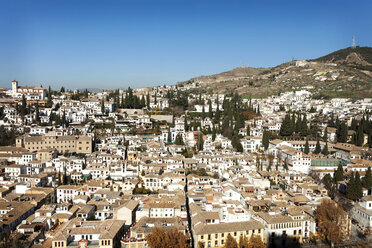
[179,46,372,98]
[313,46,372,71]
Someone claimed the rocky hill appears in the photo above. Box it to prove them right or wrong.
[179,46,372,99]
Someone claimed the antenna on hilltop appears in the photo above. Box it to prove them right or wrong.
[352,36,356,49]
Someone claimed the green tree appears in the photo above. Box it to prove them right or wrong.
[304,139,310,154]
[301,115,308,136]
[322,142,329,156]
[280,112,293,136]
[354,171,363,200]
[167,128,172,143]
[197,134,204,151]
[335,164,344,182]
[60,86,65,93]
[246,125,251,136]
[35,102,40,124]
[232,135,243,152]
[208,99,213,118]
[323,127,328,142]
[212,125,216,141]
[346,172,358,200]
[262,130,269,150]
[356,124,364,146]
[314,139,321,154]
[362,167,372,190]
[21,94,27,116]
[101,98,105,114]
[175,134,184,145]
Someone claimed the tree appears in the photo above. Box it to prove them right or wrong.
[247,235,265,248]
[197,134,204,151]
[323,127,328,142]
[262,131,269,150]
[21,94,27,116]
[60,86,65,93]
[304,139,310,154]
[354,171,363,200]
[362,167,372,190]
[167,129,172,143]
[315,199,348,246]
[335,164,344,182]
[224,233,238,248]
[101,98,105,114]
[208,99,213,118]
[346,171,355,200]
[146,227,189,248]
[322,173,333,188]
[356,124,364,146]
[279,112,293,136]
[238,235,249,248]
[198,241,205,248]
[212,125,216,141]
[246,125,251,136]
[175,134,184,145]
[322,142,329,156]
[314,139,321,154]
[346,171,363,201]
[35,102,40,124]
[232,135,243,152]
[300,115,308,136]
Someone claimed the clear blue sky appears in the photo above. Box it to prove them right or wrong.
[0,0,371,90]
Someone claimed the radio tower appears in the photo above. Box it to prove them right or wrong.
[352,36,356,49]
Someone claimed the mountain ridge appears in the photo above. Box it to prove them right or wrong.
[179,46,372,99]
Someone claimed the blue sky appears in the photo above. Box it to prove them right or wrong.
[0,0,371,90]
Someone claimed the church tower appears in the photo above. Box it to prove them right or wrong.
[12,80,18,94]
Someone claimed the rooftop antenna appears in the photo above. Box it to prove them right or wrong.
[352,36,356,49]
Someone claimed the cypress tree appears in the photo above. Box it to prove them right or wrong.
[35,102,40,124]
[208,99,213,118]
[167,128,172,143]
[21,94,27,116]
[351,118,357,131]
[355,172,363,200]
[197,134,204,151]
[301,115,308,136]
[322,142,329,156]
[304,139,310,154]
[184,115,188,132]
[140,95,146,108]
[146,93,150,108]
[295,113,302,133]
[346,172,355,200]
[335,164,344,182]
[362,167,372,190]
[323,127,328,142]
[290,112,296,134]
[247,125,251,136]
[356,124,364,146]
[262,130,269,150]
[212,125,216,141]
[175,134,184,145]
[101,98,105,114]
[314,139,321,154]
[280,112,292,136]
[232,135,243,152]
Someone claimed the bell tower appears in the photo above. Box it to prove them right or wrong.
[12,80,18,94]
